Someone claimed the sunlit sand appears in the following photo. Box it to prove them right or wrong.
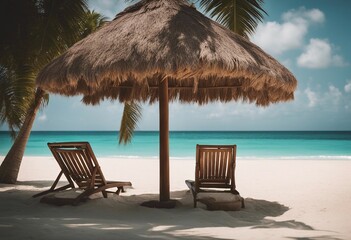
[1,156,350,239]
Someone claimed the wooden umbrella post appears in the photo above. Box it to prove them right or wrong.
[140,77,176,208]
[159,77,170,202]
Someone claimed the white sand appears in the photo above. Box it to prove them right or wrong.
[1,156,351,240]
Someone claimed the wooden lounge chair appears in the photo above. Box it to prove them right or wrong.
[185,145,244,209]
[33,142,132,205]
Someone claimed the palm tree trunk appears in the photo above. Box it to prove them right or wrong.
[0,88,45,184]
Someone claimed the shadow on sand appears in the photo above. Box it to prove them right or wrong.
[0,181,340,240]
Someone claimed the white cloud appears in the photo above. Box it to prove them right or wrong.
[251,8,324,55]
[253,22,306,55]
[327,85,342,105]
[38,113,47,122]
[282,8,325,24]
[304,85,343,108]
[304,88,318,107]
[345,81,351,93]
[297,39,348,68]
[307,9,325,23]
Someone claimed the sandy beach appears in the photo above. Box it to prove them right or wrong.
[0,156,350,240]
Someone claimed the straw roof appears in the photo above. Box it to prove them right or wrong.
[36,0,297,106]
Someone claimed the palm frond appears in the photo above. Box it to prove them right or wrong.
[80,10,108,39]
[40,91,49,110]
[33,0,89,68]
[198,0,267,38]
[119,102,142,145]
[0,65,35,138]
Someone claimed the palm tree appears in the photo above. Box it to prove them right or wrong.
[0,0,107,183]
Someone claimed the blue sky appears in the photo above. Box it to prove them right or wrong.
[2,0,351,131]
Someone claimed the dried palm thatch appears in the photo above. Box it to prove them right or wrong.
[36,0,297,106]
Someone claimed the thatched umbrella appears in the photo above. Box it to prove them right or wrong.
[36,0,297,207]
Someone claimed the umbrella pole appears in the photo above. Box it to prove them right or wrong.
[159,77,170,202]
[140,77,176,208]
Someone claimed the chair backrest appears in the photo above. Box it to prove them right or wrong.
[48,142,107,189]
[195,145,237,192]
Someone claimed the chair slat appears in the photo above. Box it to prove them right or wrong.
[224,150,229,178]
[76,151,92,177]
[68,151,85,180]
[218,151,223,178]
[225,151,232,181]
[82,145,106,184]
[59,151,76,179]
[203,151,207,180]
[81,150,94,170]
[74,151,89,178]
[64,151,82,183]
[214,151,219,178]
[210,151,214,179]
[206,151,210,179]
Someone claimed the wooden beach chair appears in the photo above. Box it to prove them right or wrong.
[185,145,244,209]
[33,142,132,205]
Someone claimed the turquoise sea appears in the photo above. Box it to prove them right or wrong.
[1,131,351,160]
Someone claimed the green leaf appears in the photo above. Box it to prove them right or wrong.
[119,102,142,145]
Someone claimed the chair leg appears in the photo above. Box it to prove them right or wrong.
[102,190,108,198]
[241,197,245,208]
[33,184,72,198]
[193,193,197,208]
[116,187,124,195]
[33,171,68,198]
[185,180,198,208]
[72,189,93,206]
